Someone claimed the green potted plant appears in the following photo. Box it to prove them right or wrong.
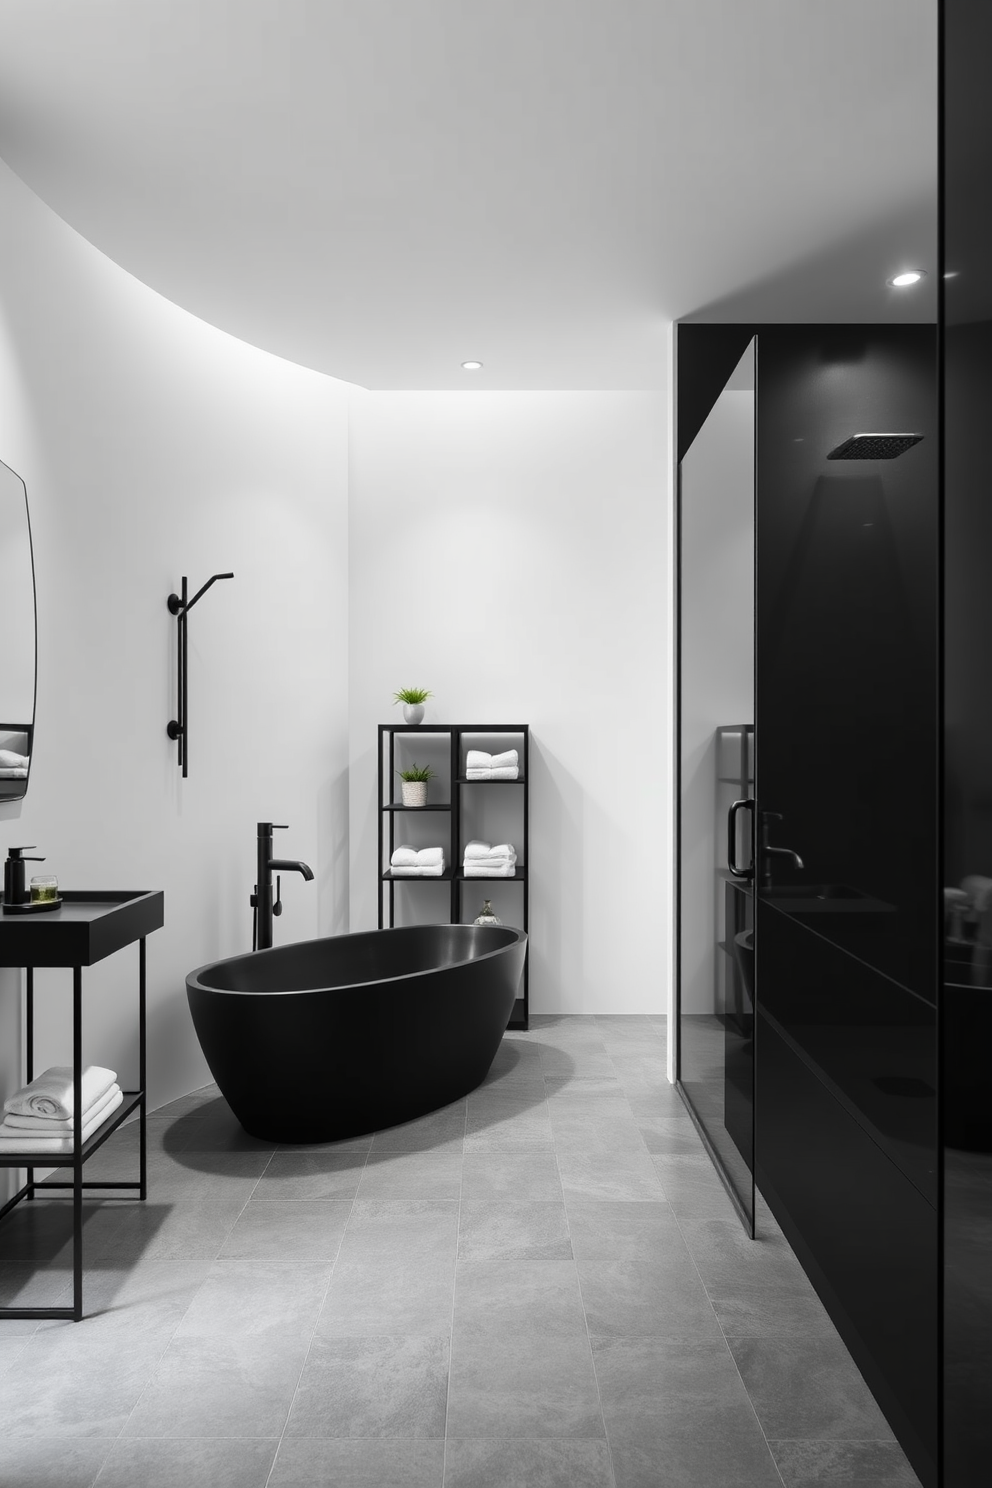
[393,686,433,726]
[397,762,434,807]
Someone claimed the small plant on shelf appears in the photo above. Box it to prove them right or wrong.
[397,762,435,807]
[393,687,433,725]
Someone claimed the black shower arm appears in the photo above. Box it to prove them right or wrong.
[167,572,234,616]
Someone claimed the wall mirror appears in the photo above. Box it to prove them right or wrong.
[0,458,36,802]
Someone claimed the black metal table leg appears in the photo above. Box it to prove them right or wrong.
[139,937,147,1201]
[72,965,82,1322]
[25,966,34,1200]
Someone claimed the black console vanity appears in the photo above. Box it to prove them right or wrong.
[0,890,164,1320]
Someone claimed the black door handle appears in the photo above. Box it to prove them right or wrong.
[728,798,755,879]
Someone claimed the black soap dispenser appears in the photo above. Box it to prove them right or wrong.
[3,846,45,911]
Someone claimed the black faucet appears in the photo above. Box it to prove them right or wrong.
[251,822,313,950]
[759,811,804,889]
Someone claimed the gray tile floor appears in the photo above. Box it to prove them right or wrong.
[0,1015,922,1488]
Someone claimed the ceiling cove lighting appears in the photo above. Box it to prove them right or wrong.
[461,361,483,371]
[887,270,927,288]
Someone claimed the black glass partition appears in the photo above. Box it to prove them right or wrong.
[677,336,756,1232]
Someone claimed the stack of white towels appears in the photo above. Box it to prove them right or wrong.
[0,748,29,780]
[466,749,519,781]
[463,841,517,877]
[390,846,446,876]
[0,1065,123,1153]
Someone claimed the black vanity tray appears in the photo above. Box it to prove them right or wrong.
[2,896,63,916]
[0,890,164,967]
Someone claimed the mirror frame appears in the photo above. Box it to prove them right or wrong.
[0,456,38,806]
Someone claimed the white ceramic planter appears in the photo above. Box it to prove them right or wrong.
[401,780,428,807]
[403,703,425,725]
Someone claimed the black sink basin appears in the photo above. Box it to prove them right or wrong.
[763,883,894,915]
[767,884,860,900]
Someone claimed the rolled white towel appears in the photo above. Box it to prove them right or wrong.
[0,1089,124,1152]
[391,845,419,867]
[463,862,517,877]
[0,749,28,769]
[2,1082,122,1133]
[464,841,494,860]
[4,1064,118,1120]
[490,750,518,770]
[466,750,492,770]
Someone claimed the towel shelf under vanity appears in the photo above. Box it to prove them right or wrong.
[0,890,164,1321]
[377,723,529,1029]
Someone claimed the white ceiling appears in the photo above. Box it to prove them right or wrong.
[0,0,937,390]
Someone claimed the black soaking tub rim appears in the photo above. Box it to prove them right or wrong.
[186,922,528,998]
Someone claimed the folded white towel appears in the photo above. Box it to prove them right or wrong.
[490,750,518,770]
[0,1089,124,1151]
[391,845,419,867]
[2,1082,122,1133]
[466,749,492,770]
[0,749,28,769]
[466,767,518,780]
[487,844,516,860]
[466,769,492,780]
[390,864,445,876]
[464,849,517,865]
[414,847,444,866]
[4,1064,118,1120]
[0,767,28,779]
[463,863,517,877]
[464,841,495,860]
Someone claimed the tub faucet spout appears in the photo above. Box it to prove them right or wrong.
[252,822,313,950]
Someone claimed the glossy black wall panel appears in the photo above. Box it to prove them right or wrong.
[755,326,939,1003]
[757,1012,937,1486]
[942,3,992,1477]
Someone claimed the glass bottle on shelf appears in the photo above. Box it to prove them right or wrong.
[473,899,502,926]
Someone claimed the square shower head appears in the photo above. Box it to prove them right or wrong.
[826,432,924,460]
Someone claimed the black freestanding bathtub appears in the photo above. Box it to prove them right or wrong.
[186,923,527,1142]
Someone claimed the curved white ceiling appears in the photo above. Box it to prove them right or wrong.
[0,0,936,389]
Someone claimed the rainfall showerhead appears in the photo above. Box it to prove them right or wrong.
[827,433,924,460]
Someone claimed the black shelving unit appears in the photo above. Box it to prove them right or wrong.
[377,723,529,1029]
[0,889,164,1320]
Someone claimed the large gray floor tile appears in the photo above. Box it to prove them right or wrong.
[370,1105,466,1151]
[728,1336,896,1440]
[611,1430,784,1488]
[217,1199,352,1261]
[464,1095,554,1152]
[461,1152,562,1202]
[123,1334,307,1438]
[251,1151,365,1201]
[709,1281,835,1338]
[447,1322,604,1439]
[0,1333,165,1437]
[557,1151,665,1202]
[636,1116,708,1156]
[36,1261,209,1344]
[270,1437,444,1488]
[626,1088,691,1119]
[0,1260,70,1321]
[85,1197,248,1265]
[285,1334,449,1439]
[318,1250,455,1336]
[337,1200,459,1265]
[356,1151,462,1201]
[174,1260,331,1343]
[94,1436,278,1488]
[458,1201,571,1263]
[0,1435,115,1486]
[568,1201,723,1340]
[453,1258,587,1337]
[650,1154,738,1218]
[550,1115,648,1158]
[149,1084,220,1120]
[591,1336,757,1445]
[678,1215,813,1293]
[443,1437,614,1487]
[769,1438,922,1487]
[544,1075,625,1098]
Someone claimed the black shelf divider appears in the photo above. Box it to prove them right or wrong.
[378,723,529,1029]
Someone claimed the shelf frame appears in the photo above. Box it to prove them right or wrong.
[378,723,529,1028]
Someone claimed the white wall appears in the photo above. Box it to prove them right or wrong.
[679,383,755,1014]
[0,159,353,1200]
[348,391,668,1014]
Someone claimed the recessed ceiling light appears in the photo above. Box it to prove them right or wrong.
[461,360,483,371]
[887,270,927,288]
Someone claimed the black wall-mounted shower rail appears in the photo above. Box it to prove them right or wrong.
[166,572,234,778]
